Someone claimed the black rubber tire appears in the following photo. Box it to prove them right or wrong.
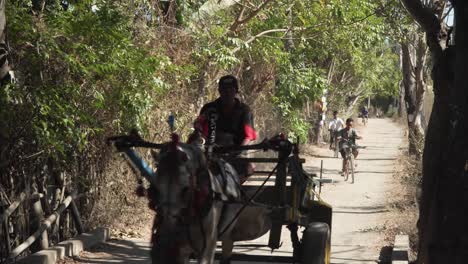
[300,222,331,264]
[343,158,349,181]
[349,156,355,184]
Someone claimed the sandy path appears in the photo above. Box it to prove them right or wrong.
[65,118,404,264]
[307,118,404,263]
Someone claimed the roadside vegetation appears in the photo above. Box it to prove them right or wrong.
[386,147,421,262]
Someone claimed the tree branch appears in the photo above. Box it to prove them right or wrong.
[399,0,444,59]
[232,28,288,53]
[230,0,274,31]
[230,6,246,30]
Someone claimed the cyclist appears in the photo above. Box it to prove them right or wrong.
[337,118,362,176]
[361,106,369,124]
[191,75,257,182]
[328,110,344,150]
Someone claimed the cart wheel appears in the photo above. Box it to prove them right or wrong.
[300,222,331,264]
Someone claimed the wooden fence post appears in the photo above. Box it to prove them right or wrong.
[0,192,27,257]
[3,218,11,256]
[9,192,77,259]
[31,194,48,251]
[70,200,84,234]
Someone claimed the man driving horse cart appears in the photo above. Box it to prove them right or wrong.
[189,75,256,183]
[107,75,333,264]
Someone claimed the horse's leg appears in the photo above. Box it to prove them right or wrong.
[198,201,222,264]
[220,239,234,264]
[177,250,191,264]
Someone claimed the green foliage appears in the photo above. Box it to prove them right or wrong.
[273,64,327,142]
[3,0,403,161]
[4,1,169,158]
[182,0,402,141]
[276,66,326,109]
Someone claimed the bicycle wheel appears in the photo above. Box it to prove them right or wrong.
[333,142,339,158]
[349,156,355,184]
[343,157,349,181]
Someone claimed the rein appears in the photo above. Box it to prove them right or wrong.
[183,166,214,257]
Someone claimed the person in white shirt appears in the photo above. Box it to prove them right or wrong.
[328,110,345,149]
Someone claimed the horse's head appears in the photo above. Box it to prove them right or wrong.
[152,140,207,229]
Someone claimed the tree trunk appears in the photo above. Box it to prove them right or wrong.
[0,0,10,82]
[397,1,457,262]
[284,5,295,51]
[410,3,468,264]
[399,83,405,117]
[420,3,468,263]
[345,95,361,114]
[418,46,455,264]
[401,36,427,159]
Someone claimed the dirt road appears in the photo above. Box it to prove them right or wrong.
[66,118,404,264]
[308,118,404,263]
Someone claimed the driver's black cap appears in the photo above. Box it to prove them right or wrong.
[219,75,239,92]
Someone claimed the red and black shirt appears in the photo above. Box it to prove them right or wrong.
[197,98,257,146]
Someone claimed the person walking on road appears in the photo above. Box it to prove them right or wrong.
[328,111,345,150]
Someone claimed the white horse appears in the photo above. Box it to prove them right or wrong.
[147,138,273,264]
[149,142,222,264]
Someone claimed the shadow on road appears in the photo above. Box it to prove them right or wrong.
[334,209,389,215]
[74,239,150,264]
[333,205,389,215]
[304,165,342,175]
[357,158,397,161]
[330,244,379,263]
[354,170,394,174]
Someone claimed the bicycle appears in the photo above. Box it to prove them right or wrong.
[341,141,355,183]
[362,115,368,126]
[340,139,365,184]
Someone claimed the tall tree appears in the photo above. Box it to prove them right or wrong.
[400,0,468,263]
[0,0,10,82]
[0,0,10,173]
[377,0,428,156]
[401,31,428,158]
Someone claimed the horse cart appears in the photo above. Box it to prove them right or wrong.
[108,130,333,264]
